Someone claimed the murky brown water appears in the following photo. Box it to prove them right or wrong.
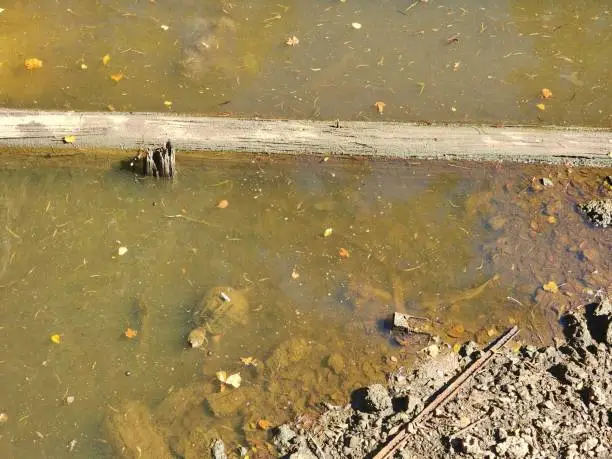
[0,152,609,458]
[2,0,610,125]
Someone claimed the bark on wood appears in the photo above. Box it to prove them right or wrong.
[0,110,611,165]
[131,140,175,178]
[373,326,520,459]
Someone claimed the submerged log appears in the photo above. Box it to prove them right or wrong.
[131,140,175,178]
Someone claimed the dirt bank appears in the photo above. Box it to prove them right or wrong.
[273,296,612,458]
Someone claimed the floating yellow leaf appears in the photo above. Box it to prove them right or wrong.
[351,22,362,29]
[338,247,350,258]
[62,135,76,144]
[452,343,461,353]
[541,88,553,99]
[102,54,111,65]
[285,35,299,46]
[50,334,61,344]
[536,103,546,111]
[24,58,43,70]
[543,281,558,293]
[257,419,272,430]
[124,328,138,339]
[374,101,386,114]
[163,100,173,107]
[216,370,241,388]
[322,228,333,237]
[291,268,300,280]
[110,73,123,82]
[240,357,259,367]
[80,63,88,70]
[216,199,229,209]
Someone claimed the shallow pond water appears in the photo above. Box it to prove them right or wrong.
[0,152,609,457]
[1,0,611,125]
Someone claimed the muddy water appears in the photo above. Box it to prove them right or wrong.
[0,153,609,458]
[1,0,610,125]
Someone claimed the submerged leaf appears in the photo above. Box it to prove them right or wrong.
[217,370,241,388]
[543,281,558,293]
[240,356,259,367]
[24,58,43,70]
[338,247,350,258]
[536,103,546,111]
[322,228,333,237]
[257,419,272,430]
[110,73,123,82]
[102,54,111,65]
[124,328,138,339]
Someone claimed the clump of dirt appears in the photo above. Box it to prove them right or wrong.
[273,296,612,458]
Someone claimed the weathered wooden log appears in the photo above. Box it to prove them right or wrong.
[131,140,175,178]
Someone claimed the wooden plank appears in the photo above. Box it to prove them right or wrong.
[0,109,611,164]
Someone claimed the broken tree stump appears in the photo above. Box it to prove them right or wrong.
[131,140,175,178]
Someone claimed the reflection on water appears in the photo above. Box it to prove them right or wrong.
[0,0,610,125]
[0,152,609,457]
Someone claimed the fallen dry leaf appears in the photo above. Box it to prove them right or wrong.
[216,370,241,388]
[216,199,229,209]
[322,228,333,237]
[536,103,546,111]
[285,35,299,46]
[374,101,386,114]
[102,54,111,65]
[24,58,43,70]
[338,247,350,258]
[240,356,259,367]
[110,73,123,82]
[541,88,553,99]
[124,328,138,339]
[50,334,62,344]
[543,281,558,293]
[62,135,76,144]
[257,419,272,430]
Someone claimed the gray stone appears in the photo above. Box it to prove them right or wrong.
[211,439,227,459]
[288,446,318,459]
[579,198,612,228]
[274,425,297,454]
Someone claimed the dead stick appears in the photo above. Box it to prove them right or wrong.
[373,326,519,459]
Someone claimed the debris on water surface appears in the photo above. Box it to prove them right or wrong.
[110,73,123,82]
[240,356,259,367]
[322,228,333,237]
[62,135,76,144]
[67,439,77,452]
[216,199,229,209]
[374,101,386,114]
[24,58,43,70]
[65,395,75,405]
[0,413,8,423]
[124,328,138,339]
[541,88,553,99]
[542,280,559,293]
[50,334,62,344]
[219,291,231,302]
[161,24,169,31]
[338,247,350,258]
[118,246,128,256]
[351,22,362,29]
[291,268,300,280]
[285,35,299,46]
[102,54,110,65]
[257,419,272,430]
[216,370,241,388]
[536,103,546,111]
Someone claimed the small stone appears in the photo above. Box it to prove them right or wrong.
[580,437,598,452]
[540,177,554,187]
[211,439,227,459]
[425,344,439,358]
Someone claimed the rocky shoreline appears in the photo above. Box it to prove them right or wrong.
[273,297,612,459]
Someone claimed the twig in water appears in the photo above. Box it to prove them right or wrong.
[165,214,217,227]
